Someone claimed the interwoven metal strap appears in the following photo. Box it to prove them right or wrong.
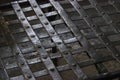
[0,0,120,80]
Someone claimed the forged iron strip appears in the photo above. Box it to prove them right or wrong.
[0,0,120,80]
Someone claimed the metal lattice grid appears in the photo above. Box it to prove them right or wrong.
[0,0,120,80]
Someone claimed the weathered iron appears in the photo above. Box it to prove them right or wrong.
[0,0,120,80]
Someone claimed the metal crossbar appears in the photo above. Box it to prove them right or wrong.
[0,0,120,80]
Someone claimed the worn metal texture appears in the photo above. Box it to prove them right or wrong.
[0,0,120,80]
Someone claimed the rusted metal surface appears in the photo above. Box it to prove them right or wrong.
[0,0,120,80]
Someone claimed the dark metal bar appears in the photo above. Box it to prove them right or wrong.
[1,12,36,80]
[50,0,108,74]
[29,0,87,79]
[88,0,120,32]
[0,0,120,80]
[67,0,120,63]
[11,1,63,80]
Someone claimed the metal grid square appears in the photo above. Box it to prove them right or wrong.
[0,0,120,80]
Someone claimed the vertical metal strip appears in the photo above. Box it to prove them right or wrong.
[67,0,120,63]
[11,1,63,80]
[28,0,87,79]
[109,0,120,13]
[50,0,94,60]
[0,15,10,80]
[88,0,120,33]
[50,0,108,73]
[0,59,10,80]
[12,44,36,80]
[1,9,36,80]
